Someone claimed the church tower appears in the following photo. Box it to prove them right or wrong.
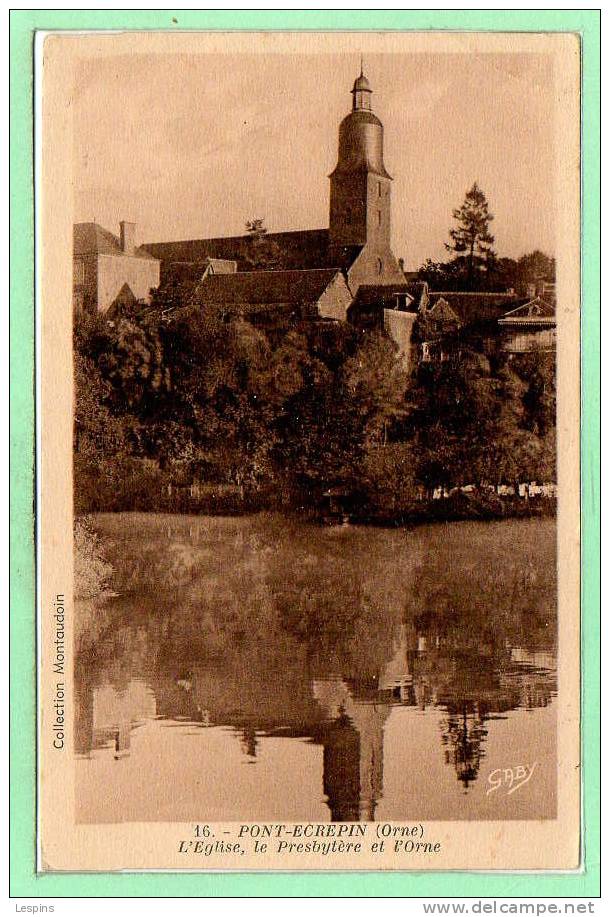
[329,69,407,290]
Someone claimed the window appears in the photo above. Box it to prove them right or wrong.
[376,258,383,275]
[377,210,382,227]
[378,181,382,198]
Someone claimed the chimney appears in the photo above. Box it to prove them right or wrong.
[398,258,405,273]
[120,221,136,255]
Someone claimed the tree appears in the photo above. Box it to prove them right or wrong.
[445,183,496,288]
[340,331,408,444]
[417,258,462,291]
[515,251,556,295]
[274,330,407,498]
[244,218,282,270]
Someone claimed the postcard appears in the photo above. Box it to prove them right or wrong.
[37,29,581,873]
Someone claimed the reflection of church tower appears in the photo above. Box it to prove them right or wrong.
[240,726,258,759]
[379,622,417,704]
[329,69,408,291]
[314,679,389,821]
[323,713,362,821]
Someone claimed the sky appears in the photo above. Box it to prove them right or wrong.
[72,47,556,271]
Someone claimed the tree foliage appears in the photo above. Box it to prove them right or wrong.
[398,347,556,494]
[244,218,283,270]
[73,301,409,506]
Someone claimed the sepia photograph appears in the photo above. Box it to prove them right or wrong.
[36,29,582,872]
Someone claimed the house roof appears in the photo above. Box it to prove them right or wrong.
[498,297,556,326]
[161,258,237,289]
[142,228,361,276]
[404,281,429,310]
[427,291,523,324]
[426,296,462,325]
[74,223,158,261]
[205,258,237,274]
[196,268,344,307]
[350,284,415,311]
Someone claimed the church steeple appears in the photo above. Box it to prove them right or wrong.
[328,68,407,292]
[329,69,392,250]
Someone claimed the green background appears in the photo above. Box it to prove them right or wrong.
[10,9,600,899]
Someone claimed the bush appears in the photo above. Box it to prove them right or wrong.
[74,517,113,599]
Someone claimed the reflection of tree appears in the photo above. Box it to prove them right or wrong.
[408,605,520,788]
[402,521,557,788]
[440,705,489,789]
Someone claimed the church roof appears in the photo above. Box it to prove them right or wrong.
[74,222,157,261]
[144,229,339,273]
[352,73,371,93]
[196,268,345,307]
[331,110,391,179]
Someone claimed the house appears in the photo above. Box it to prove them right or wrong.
[347,284,415,328]
[414,289,557,362]
[73,221,160,314]
[137,70,420,366]
[418,296,463,363]
[425,291,521,326]
[347,284,417,370]
[497,297,556,353]
[162,257,237,287]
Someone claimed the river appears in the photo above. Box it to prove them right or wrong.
[75,513,557,823]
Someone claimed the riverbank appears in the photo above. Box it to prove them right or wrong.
[354,490,557,527]
[75,483,556,527]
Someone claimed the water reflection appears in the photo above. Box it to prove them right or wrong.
[75,515,557,822]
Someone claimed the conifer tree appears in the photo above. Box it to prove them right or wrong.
[445,183,496,288]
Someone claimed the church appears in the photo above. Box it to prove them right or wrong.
[73,70,551,361]
[141,69,418,363]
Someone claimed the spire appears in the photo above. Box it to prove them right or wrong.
[351,67,372,111]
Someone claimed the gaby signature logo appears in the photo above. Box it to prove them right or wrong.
[487,762,538,796]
